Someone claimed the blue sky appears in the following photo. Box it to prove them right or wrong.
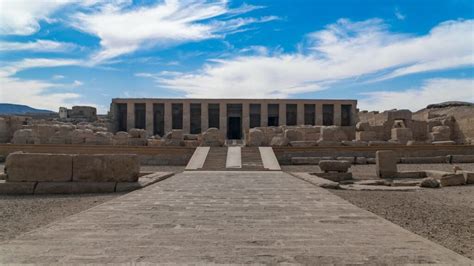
[0,0,473,113]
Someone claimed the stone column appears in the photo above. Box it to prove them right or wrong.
[183,102,190,134]
[297,103,305,125]
[334,103,342,126]
[145,102,153,136]
[164,102,172,134]
[219,103,227,138]
[279,103,286,126]
[201,102,208,132]
[261,103,268,127]
[315,103,323,125]
[126,102,135,131]
[242,102,250,136]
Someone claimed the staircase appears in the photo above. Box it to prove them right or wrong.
[187,146,281,171]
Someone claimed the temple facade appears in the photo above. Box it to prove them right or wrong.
[110,98,358,139]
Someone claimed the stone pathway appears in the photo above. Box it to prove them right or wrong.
[0,171,470,264]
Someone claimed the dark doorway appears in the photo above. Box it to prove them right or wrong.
[228,117,242,139]
[117,103,127,132]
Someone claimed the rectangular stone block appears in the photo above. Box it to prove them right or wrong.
[0,180,36,194]
[439,174,466,187]
[451,155,474,163]
[314,172,353,182]
[35,182,116,194]
[73,154,140,182]
[356,131,377,141]
[376,150,398,178]
[6,152,73,182]
[460,171,474,184]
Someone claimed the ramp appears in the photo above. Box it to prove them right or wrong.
[259,147,281,170]
[185,147,210,170]
[225,147,242,168]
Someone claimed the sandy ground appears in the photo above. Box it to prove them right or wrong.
[331,186,474,259]
[0,193,121,242]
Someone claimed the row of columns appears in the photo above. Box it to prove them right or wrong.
[123,102,349,136]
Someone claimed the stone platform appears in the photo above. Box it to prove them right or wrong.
[0,171,470,264]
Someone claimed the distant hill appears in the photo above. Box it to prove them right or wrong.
[0,103,55,115]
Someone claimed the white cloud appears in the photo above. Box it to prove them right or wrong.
[395,7,406,20]
[69,0,276,62]
[0,39,76,52]
[358,78,474,111]
[0,58,86,110]
[149,19,474,98]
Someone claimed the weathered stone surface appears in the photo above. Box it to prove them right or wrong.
[400,156,448,164]
[369,141,394,146]
[72,154,139,182]
[459,171,474,184]
[291,156,333,165]
[183,140,200,147]
[116,172,174,192]
[391,128,413,144]
[71,129,94,144]
[128,138,147,146]
[85,131,113,145]
[367,158,376,164]
[289,141,317,147]
[35,182,116,194]
[319,160,351,173]
[336,156,355,164]
[290,172,340,189]
[163,129,183,140]
[11,129,35,144]
[113,131,129,145]
[317,140,342,146]
[247,128,265,147]
[162,139,183,146]
[269,135,289,147]
[355,122,370,131]
[450,155,474,163]
[184,134,199,140]
[431,140,456,145]
[342,140,368,146]
[395,171,426,179]
[420,177,440,188]
[320,126,347,142]
[201,128,224,147]
[147,139,163,146]
[439,174,466,187]
[356,131,377,142]
[129,128,148,139]
[0,180,36,194]
[424,170,452,178]
[430,126,451,141]
[314,172,353,182]
[6,152,73,182]
[376,150,398,178]
[355,157,367,164]
[284,129,303,142]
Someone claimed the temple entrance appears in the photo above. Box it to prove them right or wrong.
[227,117,242,139]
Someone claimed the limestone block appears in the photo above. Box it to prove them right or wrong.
[376,150,398,178]
[12,129,35,144]
[284,129,303,142]
[423,170,452,178]
[71,129,94,144]
[291,156,333,165]
[320,126,347,142]
[342,140,368,146]
[390,128,413,144]
[355,131,377,141]
[113,131,129,145]
[269,135,289,147]
[162,139,183,146]
[319,160,351,173]
[201,128,224,147]
[147,139,163,146]
[6,152,73,182]
[72,154,139,182]
[163,129,183,140]
[86,132,113,145]
[129,128,148,139]
[302,126,321,141]
[247,128,265,147]
[355,122,370,131]
[336,156,355,164]
[35,182,116,194]
[451,155,474,163]
[184,140,200,147]
[314,172,352,182]
[431,140,456,145]
[367,158,376,164]
[184,134,199,140]
[317,140,342,146]
[459,171,474,184]
[406,140,427,146]
[289,141,317,147]
[419,177,440,188]
[439,174,466,187]
[0,180,36,194]
[128,138,147,146]
[430,126,451,141]
[355,157,367,164]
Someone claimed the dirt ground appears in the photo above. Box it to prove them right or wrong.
[331,186,474,259]
[0,193,121,242]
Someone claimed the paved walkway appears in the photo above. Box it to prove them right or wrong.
[0,171,470,264]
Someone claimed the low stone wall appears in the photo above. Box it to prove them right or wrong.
[0,144,195,166]
[275,145,474,165]
[0,152,174,194]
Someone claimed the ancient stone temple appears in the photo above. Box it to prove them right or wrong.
[110,98,358,139]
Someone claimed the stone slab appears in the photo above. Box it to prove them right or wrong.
[289,172,340,189]
[6,152,73,182]
[72,154,139,182]
[259,147,281,170]
[116,172,174,192]
[314,172,353,182]
[185,147,210,170]
[341,184,420,191]
[34,182,116,194]
[451,154,474,163]
[0,180,36,194]
[0,171,469,264]
[376,150,398,178]
[226,147,241,169]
